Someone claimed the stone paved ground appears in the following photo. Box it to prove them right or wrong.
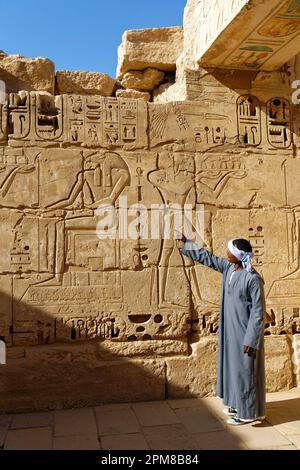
[0,388,300,450]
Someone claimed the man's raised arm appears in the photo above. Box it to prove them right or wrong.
[177,235,229,274]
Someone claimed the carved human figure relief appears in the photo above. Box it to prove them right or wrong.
[47,151,130,210]
[148,151,195,308]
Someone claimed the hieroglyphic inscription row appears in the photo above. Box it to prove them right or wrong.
[0,93,147,148]
[0,92,294,151]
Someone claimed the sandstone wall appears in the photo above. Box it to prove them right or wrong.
[1,3,300,412]
[0,69,299,410]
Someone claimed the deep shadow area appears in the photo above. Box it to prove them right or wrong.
[263,397,300,426]
[0,288,249,450]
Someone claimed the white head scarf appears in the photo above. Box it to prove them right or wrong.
[228,239,254,272]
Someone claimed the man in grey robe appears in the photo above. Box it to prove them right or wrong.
[177,236,266,425]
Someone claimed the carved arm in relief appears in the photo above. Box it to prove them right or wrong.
[0,164,35,197]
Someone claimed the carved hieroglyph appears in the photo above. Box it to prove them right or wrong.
[6,92,148,149]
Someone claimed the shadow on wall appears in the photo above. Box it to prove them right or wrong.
[0,289,251,450]
[1,289,300,450]
[0,288,206,411]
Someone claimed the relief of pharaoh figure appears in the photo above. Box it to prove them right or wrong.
[148,150,196,307]
[47,151,130,210]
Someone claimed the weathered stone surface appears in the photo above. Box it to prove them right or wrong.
[116,88,151,101]
[153,83,175,103]
[121,68,165,91]
[265,336,294,392]
[56,70,116,96]
[0,51,54,93]
[94,339,188,359]
[292,334,300,387]
[167,335,295,398]
[166,337,219,398]
[117,27,183,78]
[0,344,166,412]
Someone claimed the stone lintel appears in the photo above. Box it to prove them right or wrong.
[190,0,300,71]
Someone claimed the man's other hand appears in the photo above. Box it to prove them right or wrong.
[176,233,187,243]
[243,345,257,358]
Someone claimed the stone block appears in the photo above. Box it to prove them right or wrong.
[117,27,183,78]
[56,70,116,96]
[0,51,54,93]
[265,335,294,392]
[0,347,166,412]
[121,68,165,92]
[167,337,218,398]
[116,88,151,101]
[292,334,300,387]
